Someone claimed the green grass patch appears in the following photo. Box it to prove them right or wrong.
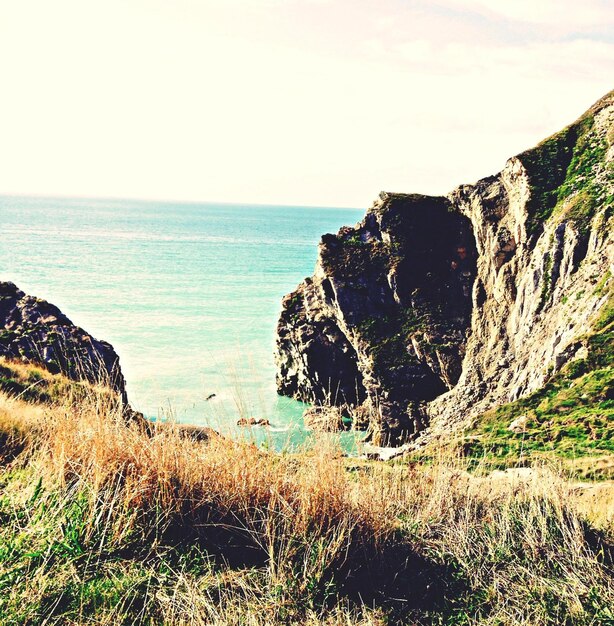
[519,112,611,240]
[458,282,614,479]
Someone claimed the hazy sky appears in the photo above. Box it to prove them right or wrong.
[0,0,612,207]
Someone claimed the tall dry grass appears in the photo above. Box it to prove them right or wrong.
[0,370,613,624]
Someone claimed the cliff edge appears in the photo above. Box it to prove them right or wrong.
[0,281,128,403]
[275,90,613,445]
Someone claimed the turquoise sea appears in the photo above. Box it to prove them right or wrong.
[0,195,364,448]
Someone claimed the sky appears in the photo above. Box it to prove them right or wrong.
[0,0,612,208]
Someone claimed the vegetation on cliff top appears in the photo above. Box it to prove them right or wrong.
[0,360,613,625]
[518,94,612,239]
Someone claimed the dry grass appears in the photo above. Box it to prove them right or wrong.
[0,364,613,625]
[0,393,44,461]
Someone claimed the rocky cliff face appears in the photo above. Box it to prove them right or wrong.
[0,282,127,403]
[276,91,613,445]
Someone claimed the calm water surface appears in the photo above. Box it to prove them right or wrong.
[0,196,364,448]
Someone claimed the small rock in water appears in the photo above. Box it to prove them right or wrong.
[237,417,271,427]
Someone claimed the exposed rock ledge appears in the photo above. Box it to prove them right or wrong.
[276,90,614,446]
[0,281,127,403]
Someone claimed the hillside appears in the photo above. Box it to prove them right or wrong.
[0,358,613,625]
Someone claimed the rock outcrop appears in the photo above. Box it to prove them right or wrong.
[0,282,127,403]
[303,405,347,432]
[276,90,614,445]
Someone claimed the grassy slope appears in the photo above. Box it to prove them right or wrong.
[0,361,613,625]
[518,93,612,241]
[460,282,613,480]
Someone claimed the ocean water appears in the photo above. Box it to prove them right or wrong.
[0,195,364,449]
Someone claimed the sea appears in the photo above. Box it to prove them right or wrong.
[0,195,365,449]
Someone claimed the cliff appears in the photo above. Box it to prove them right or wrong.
[275,90,613,445]
[0,281,128,403]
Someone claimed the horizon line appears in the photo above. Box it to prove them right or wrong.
[0,191,364,212]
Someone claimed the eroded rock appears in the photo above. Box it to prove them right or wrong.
[276,90,614,446]
[0,282,127,402]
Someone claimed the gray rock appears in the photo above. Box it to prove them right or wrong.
[0,282,127,403]
[302,405,345,432]
[508,415,530,433]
